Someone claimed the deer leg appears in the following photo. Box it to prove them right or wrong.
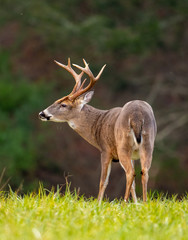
[131,179,137,203]
[140,146,152,202]
[130,160,137,203]
[118,151,135,202]
[98,152,112,205]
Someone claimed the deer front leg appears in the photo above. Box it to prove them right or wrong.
[98,152,112,205]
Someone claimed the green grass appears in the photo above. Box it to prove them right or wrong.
[0,188,187,240]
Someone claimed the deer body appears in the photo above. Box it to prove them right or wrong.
[39,59,157,204]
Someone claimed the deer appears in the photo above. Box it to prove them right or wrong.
[39,58,157,204]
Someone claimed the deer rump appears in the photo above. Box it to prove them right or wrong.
[112,104,147,163]
[112,118,143,163]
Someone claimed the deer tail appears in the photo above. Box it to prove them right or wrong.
[129,117,143,145]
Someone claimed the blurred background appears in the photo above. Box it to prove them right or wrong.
[0,0,188,199]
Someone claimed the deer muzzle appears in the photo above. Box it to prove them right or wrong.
[39,111,52,121]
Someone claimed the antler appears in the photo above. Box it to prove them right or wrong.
[70,59,106,100]
[54,58,106,102]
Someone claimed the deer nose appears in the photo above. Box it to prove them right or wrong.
[39,111,45,118]
[39,111,51,121]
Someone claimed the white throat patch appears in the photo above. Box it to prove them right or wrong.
[68,121,76,129]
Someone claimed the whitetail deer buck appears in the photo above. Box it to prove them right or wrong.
[39,58,157,204]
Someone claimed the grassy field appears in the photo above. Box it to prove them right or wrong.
[0,188,187,240]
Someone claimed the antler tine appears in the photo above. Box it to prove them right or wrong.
[73,59,106,81]
[68,57,71,67]
[70,70,84,95]
[73,59,94,79]
[96,64,106,80]
[54,59,84,93]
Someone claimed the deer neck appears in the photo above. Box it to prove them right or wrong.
[67,104,107,151]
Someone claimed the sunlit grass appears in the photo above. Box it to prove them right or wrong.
[0,187,187,240]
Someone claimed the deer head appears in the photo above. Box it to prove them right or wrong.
[39,58,106,123]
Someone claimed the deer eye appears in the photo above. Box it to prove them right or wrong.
[61,103,67,108]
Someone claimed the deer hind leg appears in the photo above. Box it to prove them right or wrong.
[131,179,137,203]
[98,152,112,205]
[130,160,137,203]
[140,144,153,202]
[118,150,135,202]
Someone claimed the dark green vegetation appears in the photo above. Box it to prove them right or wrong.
[0,0,188,196]
[0,51,51,189]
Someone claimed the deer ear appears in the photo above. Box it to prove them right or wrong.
[83,91,94,103]
[78,91,94,110]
